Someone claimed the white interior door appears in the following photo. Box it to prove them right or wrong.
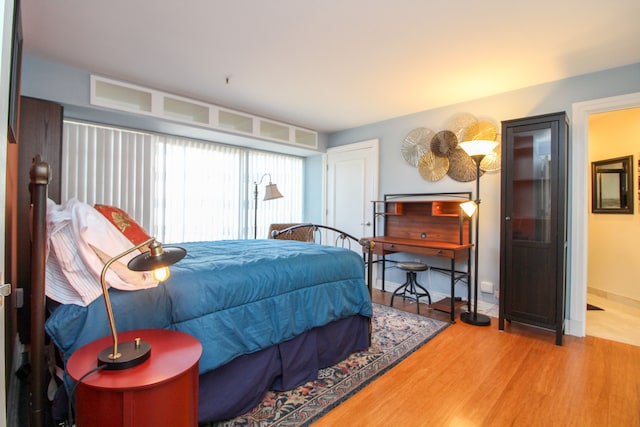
[325,139,379,247]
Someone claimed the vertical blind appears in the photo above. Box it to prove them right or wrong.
[61,123,156,232]
[62,120,303,243]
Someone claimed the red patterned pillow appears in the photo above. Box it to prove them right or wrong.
[94,204,151,246]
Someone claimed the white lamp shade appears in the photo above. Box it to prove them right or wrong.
[460,201,477,217]
[459,139,498,157]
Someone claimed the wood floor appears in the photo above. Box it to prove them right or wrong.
[313,290,640,427]
[587,291,640,347]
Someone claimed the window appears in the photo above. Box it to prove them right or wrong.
[62,120,303,242]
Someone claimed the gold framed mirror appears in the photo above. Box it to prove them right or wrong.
[591,155,634,214]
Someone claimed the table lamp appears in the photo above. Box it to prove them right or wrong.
[98,238,186,370]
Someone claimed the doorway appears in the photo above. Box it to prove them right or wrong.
[569,92,640,343]
[585,107,640,346]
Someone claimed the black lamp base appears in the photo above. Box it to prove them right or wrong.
[98,340,152,370]
[460,311,491,327]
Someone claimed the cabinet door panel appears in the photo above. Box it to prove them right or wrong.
[507,243,555,325]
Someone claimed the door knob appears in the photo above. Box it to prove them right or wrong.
[505,216,511,221]
[361,222,371,226]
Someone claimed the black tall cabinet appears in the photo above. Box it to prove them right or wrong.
[499,112,569,345]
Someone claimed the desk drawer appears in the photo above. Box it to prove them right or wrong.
[380,243,454,258]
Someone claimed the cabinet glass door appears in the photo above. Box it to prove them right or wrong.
[512,128,552,243]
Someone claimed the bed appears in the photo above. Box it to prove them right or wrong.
[27,158,373,425]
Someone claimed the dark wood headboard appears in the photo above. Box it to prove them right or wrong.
[28,156,50,427]
[15,97,63,343]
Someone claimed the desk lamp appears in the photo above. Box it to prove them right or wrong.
[98,238,186,370]
[459,139,498,326]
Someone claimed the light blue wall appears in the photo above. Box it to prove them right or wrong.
[303,154,324,223]
[328,63,640,304]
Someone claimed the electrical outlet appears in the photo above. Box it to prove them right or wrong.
[480,281,493,294]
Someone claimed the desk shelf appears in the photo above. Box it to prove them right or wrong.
[373,201,404,216]
[372,199,471,243]
[431,201,463,216]
[372,199,467,218]
[430,297,468,314]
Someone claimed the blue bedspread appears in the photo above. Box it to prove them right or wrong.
[45,239,372,375]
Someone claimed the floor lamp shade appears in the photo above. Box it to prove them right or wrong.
[459,140,498,158]
[459,139,497,327]
[263,183,283,201]
[254,173,284,239]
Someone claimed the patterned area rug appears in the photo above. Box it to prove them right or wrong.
[207,303,450,426]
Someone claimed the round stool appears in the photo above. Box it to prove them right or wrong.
[390,261,431,314]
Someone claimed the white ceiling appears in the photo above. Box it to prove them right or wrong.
[19,0,640,133]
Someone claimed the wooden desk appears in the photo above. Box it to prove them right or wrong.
[366,194,474,322]
[67,329,202,427]
[365,236,472,322]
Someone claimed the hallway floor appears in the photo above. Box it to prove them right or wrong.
[586,292,640,347]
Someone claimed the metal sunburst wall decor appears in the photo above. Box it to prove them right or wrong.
[400,113,501,182]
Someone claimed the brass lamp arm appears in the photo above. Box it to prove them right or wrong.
[100,237,155,360]
[254,173,272,187]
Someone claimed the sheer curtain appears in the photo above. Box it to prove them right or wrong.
[62,120,303,243]
[154,136,244,242]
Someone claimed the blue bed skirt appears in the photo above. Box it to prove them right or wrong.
[199,314,370,423]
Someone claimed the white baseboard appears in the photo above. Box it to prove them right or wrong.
[587,287,640,310]
[565,318,585,338]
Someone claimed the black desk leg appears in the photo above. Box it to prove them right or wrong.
[450,258,455,323]
[467,248,472,313]
[381,254,386,292]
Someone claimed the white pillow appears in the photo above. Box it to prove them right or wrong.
[46,198,157,306]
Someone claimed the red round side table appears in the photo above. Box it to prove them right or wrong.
[67,329,202,427]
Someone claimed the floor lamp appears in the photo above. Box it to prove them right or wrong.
[459,139,498,326]
[253,173,283,239]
